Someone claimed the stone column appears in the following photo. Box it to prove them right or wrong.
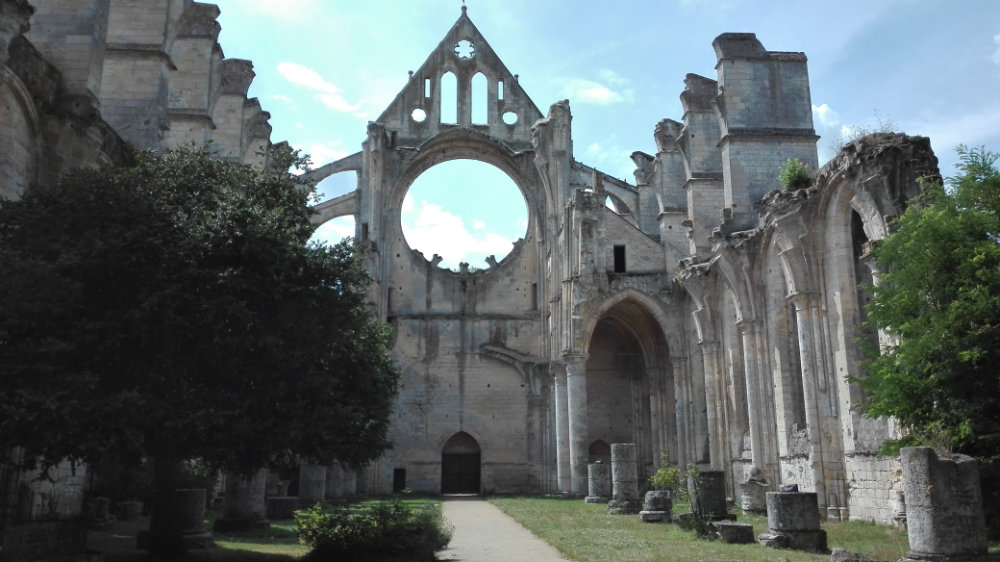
[325,463,344,500]
[552,363,571,493]
[900,447,988,561]
[738,321,770,481]
[607,443,641,514]
[297,462,326,508]
[699,340,726,470]
[342,468,357,497]
[584,462,611,504]
[215,469,269,534]
[565,354,589,495]
[689,470,729,520]
[789,293,829,516]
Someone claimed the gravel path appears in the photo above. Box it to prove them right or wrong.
[438,496,568,561]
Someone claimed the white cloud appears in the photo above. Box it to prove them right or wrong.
[401,200,516,269]
[472,220,486,230]
[812,103,841,128]
[277,62,360,113]
[563,78,633,105]
[993,33,1000,66]
[305,143,349,167]
[908,104,1000,159]
[598,69,629,87]
[311,216,355,245]
[582,136,634,180]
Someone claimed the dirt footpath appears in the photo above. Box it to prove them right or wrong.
[438,496,568,561]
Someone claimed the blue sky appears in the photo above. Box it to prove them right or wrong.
[212,0,1000,267]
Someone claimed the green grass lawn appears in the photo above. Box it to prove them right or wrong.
[489,496,910,562]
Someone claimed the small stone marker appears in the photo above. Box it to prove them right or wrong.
[606,443,642,514]
[584,461,611,504]
[639,489,672,522]
[215,469,270,535]
[266,496,298,520]
[757,484,828,553]
[739,466,769,514]
[298,462,327,508]
[115,500,143,521]
[688,470,732,520]
[711,521,754,544]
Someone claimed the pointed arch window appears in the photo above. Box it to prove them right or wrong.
[441,72,457,124]
[472,72,488,125]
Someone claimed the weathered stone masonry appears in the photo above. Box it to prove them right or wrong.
[0,2,940,529]
[308,9,938,525]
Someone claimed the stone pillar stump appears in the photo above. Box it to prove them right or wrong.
[584,462,611,504]
[214,469,270,535]
[639,489,672,522]
[606,443,641,514]
[758,485,827,553]
[689,470,731,520]
[298,462,326,508]
[900,447,989,561]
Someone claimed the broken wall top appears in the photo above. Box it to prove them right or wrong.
[375,7,543,149]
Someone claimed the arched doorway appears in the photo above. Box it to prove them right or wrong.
[441,432,481,494]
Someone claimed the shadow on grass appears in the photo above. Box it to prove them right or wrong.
[89,516,307,561]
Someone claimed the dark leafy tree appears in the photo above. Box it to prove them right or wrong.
[0,147,399,553]
[858,145,1000,533]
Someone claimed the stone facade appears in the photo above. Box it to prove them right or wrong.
[306,9,939,526]
[0,1,941,532]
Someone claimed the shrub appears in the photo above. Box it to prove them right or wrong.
[295,499,451,561]
[648,450,684,497]
[778,157,812,189]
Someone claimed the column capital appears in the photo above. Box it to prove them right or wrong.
[786,290,818,311]
[736,318,760,335]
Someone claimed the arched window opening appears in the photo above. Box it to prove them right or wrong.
[440,72,457,124]
[310,215,356,246]
[471,73,488,125]
[315,171,357,204]
[401,159,528,271]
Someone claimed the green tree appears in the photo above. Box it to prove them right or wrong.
[859,145,1000,455]
[0,147,399,553]
[858,145,1000,532]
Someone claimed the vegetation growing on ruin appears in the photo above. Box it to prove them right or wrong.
[778,157,812,189]
[0,147,400,554]
[859,144,1000,532]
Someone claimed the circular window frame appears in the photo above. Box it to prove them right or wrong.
[393,142,533,275]
[454,39,476,60]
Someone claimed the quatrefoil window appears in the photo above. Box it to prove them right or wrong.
[454,39,475,59]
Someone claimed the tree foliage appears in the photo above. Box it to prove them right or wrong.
[0,147,400,475]
[858,145,1000,461]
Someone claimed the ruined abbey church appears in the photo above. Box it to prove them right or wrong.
[2,0,939,528]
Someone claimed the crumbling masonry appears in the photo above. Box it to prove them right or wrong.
[1,0,939,532]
